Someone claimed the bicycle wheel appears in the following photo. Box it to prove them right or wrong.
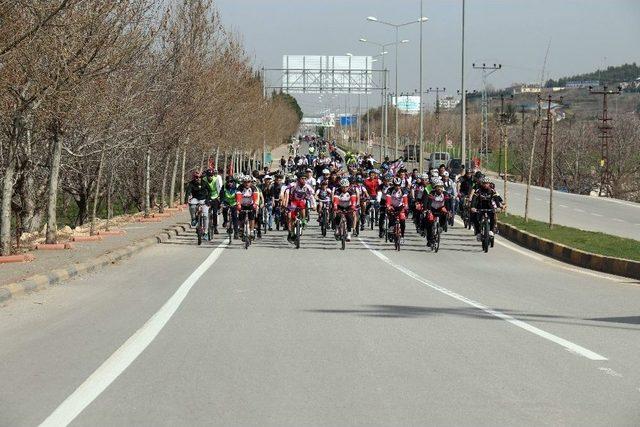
[340,217,346,250]
[244,221,250,250]
[321,211,327,237]
[295,220,301,249]
[434,225,441,253]
[197,212,204,246]
[369,209,374,230]
[227,227,232,244]
[482,220,490,253]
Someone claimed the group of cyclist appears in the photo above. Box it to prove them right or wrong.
[186,136,504,249]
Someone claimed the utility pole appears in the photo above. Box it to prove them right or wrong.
[589,85,621,197]
[472,63,501,169]
[498,94,513,213]
[541,94,563,228]
[427,87,445,153]
[460,0,466,167]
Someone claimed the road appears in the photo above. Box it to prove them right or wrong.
[1,142,639,426]
[499,180,640,241]
[1,215,639,426]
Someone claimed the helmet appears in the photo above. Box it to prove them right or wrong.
[442,171,449,177]
[263,175,272,181]
[192,171,201,179]
[421,173,430,180]
[205,169,214,177]
[305,168,312,173]
[392,177,402,186]
[372,169,380,175]
[339,178,350,187]
[430,170,439,177]
[356,176,364,184]
[433,180,444,188]
[384,173,393,180]
[475,171,484,179]
[225,175,233,183]
[242,175,252,182]
[322,169,330,175]
[296,172,305,180]
[481,176,491,184]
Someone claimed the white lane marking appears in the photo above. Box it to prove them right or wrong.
[573,208,585,213]
[39,242,228,427]
[359,238,608,361]
[453,218,629,283]
[534,197,542,201]
[590,213,603,217]
[598,367,623,377]
[559,204,568,208]
[612,218,624,223]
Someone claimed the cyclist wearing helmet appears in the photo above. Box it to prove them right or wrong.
[203,169,221,234]
[315,180,333,221]
[425,179,450,247]
[220,175,239,239]
[317,169,331,186]
[235,176,259,240]
[442,171,457,223]
[471,176,503,240]
[332,178,357,241]
[283,172,315,242]
[186,171,211,238]
[385,177,409,243]
[377,174,393,238]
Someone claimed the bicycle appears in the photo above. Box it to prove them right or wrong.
[292,208,303,249]
[238,209,253,250]
[319,203,329,237]
[387,209,402,251]
[226,219,233,244]
[429,212,444,253]
[194,203,206,246]
[477,208,495,253]
[368,200,379,230]
[335,209,348,250]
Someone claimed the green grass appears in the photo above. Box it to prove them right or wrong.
[499,214,640,262]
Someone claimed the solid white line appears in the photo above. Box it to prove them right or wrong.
[559,204,568,208]
[590,213,603,217]
[39,242,228,427]
[612,218,624,223]
[573,208,585,213]
[359,239,608,361]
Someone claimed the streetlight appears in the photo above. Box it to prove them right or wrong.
[360,38,395,159]
[367,15,427,159]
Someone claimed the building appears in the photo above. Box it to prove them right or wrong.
[438,96,460,110]
[566,80,599,89]
[511,84,541,95]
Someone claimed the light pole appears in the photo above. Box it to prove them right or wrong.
[367,15,426,159]
[460,0,467,167]
[360,38,395,159]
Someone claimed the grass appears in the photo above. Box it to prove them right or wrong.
[499,213,640,262]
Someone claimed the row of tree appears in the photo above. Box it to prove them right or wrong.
[0,0,300,255]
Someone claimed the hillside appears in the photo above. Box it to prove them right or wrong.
[545,63,640,87]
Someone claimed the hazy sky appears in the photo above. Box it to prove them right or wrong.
[217,0,640,115]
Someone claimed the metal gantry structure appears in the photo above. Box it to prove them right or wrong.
[472,63,501,167]
[589,85,622,197]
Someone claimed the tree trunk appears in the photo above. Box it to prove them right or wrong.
[105,167,114,231]
[159,152,170,213]
[215,146,220,170]
[144,146,151,217]
[45,126,63,243]
[179,146,186,204]
[223,150,228,178]
[89,147,106,235]
[0,151,17,255]
[169,145,179,208]
[19,124,39,233]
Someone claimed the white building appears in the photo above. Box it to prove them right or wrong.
[511,84,542,95]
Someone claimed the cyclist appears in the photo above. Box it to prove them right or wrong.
[364,169,382,227]
[203,169,221,234]
[220,175,239,240]
[411,173,428,235]
[254,176,265,238]
[332,178,357,241]
[284,172,315,242]
[186,171,211,239]
[354,176,368,231]
[235,176,259,240]
[471,176,503,241]
[315,180,333,226]
[385,177,409,243]
[377,173,393,238]
[442,171,457,224]
[425,180,450,247]
[262,175,275,231]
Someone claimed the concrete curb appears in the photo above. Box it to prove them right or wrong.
[497,222,640,280]
[0,223,189,304]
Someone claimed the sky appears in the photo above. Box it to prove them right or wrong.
[216,0,640,116]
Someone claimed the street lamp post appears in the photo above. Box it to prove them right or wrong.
[367,15,427,159]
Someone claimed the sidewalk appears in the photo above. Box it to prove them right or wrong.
[0,210,190,295]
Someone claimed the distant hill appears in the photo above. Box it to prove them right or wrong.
[545,63,640,87]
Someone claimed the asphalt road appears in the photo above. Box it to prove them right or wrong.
[500,180,640,240]
[1,216,639,426]
[1,142,639,426]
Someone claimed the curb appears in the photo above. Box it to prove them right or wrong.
[0,224,189,304]
[497,222,640,280]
